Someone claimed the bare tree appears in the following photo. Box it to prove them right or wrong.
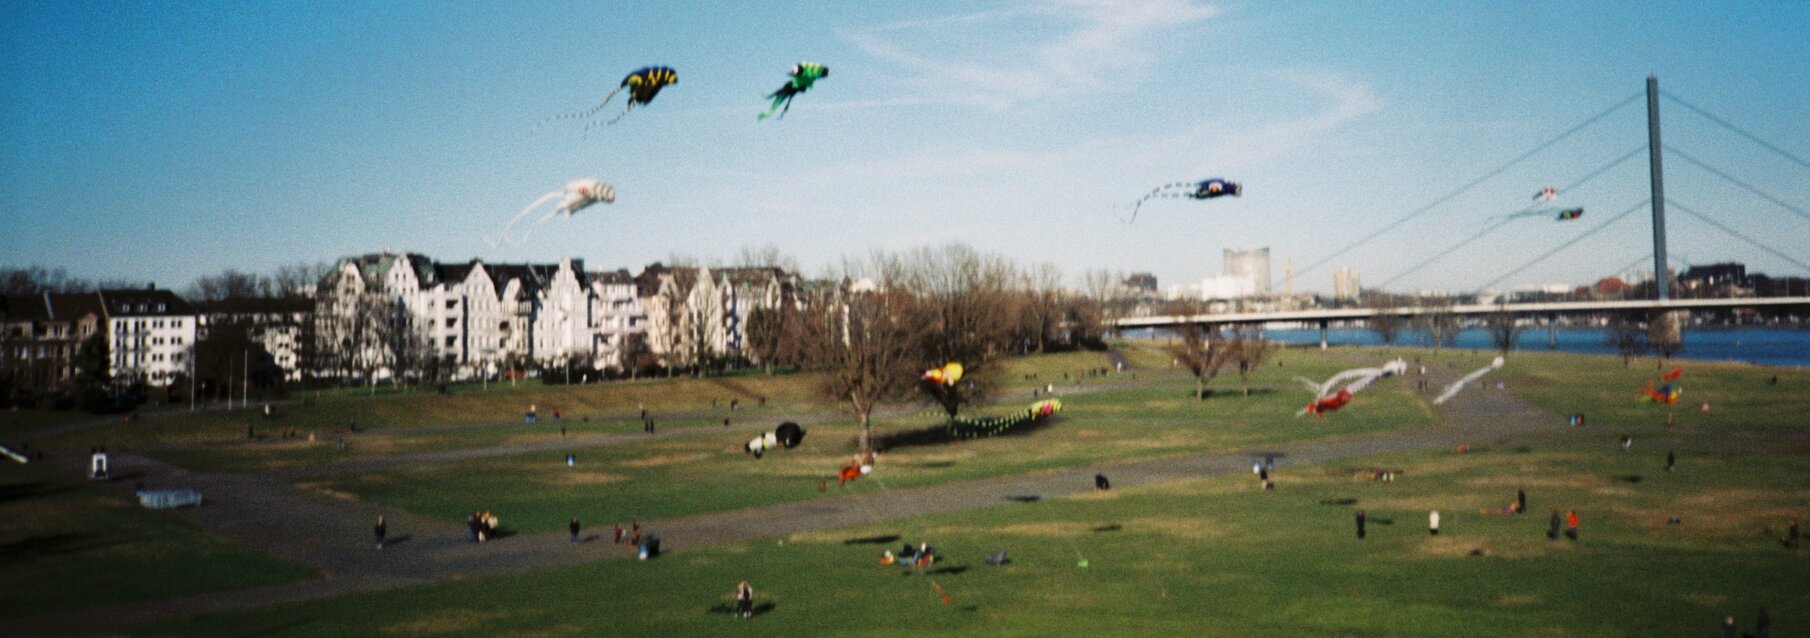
[1485,309,1523,357]
[884,245,1017,420]
[1647,310,1685,363]
[733,244,800,273]
[745,305,799,374]
[1227,326,1272,397]
[1363,294,1405,345]
[1165,304,1237,400]
[795,280,924,454]
[618,332,652,380]
[1415,308,1462,352]
[1603,312,1646,368]
[1016,263,1065,353]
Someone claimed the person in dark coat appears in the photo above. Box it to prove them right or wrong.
[569,517,581,543]
[375,516,387,549]
[1548,511,1561,540]
[1094,474,1110,490]
[1517,488,1526,514]
[1666,450,1675,472]
[1356,510,1367,539]
[736,580,754,619]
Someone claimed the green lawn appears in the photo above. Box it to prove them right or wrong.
[305,346,1439,534]
[0,460,315,620]
[134,418,1809,637]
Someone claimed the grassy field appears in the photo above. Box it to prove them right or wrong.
[133,420,1809,637]
[302,346,1439,534]
[0,460,316,620]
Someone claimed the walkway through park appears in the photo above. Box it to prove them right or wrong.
[17,359,1562,633]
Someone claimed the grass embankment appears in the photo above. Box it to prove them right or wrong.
[28,372,834,473]
[0,460,314,620]
[309,345,1437,533]
[137,420,1809,637]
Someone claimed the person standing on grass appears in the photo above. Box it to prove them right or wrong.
[1787,519,1799,550]
[736,580,754,619]
[1548,511,1561,540]
[1565,510,1579,541]
[1666,450,1675,472]
[1429,510,1440,536]
[1517,488,1526,515]
[569,517,581,543]
[1355,510,1367,539]
[375,516,386,549]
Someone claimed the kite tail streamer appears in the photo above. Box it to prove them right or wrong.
[494,191,562,246]
[533,85,626,134]
[1432,357,1505,405]
[509,209,566,246]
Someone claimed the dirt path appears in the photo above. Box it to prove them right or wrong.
[17,362,1546,634]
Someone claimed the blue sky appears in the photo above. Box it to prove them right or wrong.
[3,0,1806,295]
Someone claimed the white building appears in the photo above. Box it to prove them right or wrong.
[1333,267,1361,301]
[1198,274,1255,300]
[98,289,197,387]
[1224,247,1271,296]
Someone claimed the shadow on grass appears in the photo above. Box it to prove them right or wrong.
[706,601,777,618]
[231,616,318,637]
[1005,495,1041,503]
[0,482,78,503]
[928,565,969,575]
[1091,524,1122,533]
[0,532,122,560]
[874,415,1061,452]
[384,534,412,547]
[843,534,901,545]
[1319,498,1359,506]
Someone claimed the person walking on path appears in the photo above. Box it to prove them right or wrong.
[1517,489,1526,515]
[374,516,386,550]
[614,523,624,544]
[1565,510,1579,541]
[1429,510,1440,536]
[569,517,581,543]
[735,580,754,619]
[1356,510,1367,540]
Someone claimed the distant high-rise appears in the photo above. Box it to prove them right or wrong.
[1333,267,1361,301]
[1123,272,1158,293]
[1223,247,1271,296]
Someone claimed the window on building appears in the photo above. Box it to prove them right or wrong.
[445,336,457,347]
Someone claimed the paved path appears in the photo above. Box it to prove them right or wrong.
[17,361,1552,634]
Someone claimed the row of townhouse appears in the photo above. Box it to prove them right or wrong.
[314,252,798,379]
[1,289,196,390]
[1,255,801,391]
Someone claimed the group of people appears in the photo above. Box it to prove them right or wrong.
[881,542,938,569]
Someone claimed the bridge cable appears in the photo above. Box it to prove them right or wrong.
[1663,145,1810,224]
[1372,146,1647,291]
[1666,199,1810,272]
[1661,91,1810,171]
[1473,199,1650,295]
[1291,91,1644,284]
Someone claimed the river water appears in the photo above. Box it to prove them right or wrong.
[1130,327,1810,367]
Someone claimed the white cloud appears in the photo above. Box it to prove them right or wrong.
[844,0,1222,110]
[1187,70,1383,172]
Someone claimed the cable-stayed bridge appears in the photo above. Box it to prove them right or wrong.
[1120,76,1808,341]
